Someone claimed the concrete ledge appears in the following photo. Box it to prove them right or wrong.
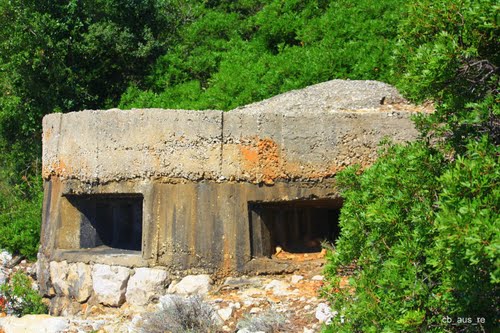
[52,248,149,267]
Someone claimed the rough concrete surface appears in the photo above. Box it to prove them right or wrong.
[233,79,406,112]
[42,80,422,184]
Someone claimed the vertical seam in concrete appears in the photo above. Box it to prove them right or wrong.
[154,189,161,263]
[43,181,53,252]
[53,114,63,168]
[281,112,286,178]
[220,111,224,176]
[93,111,100,182]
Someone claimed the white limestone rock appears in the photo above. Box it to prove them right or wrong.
[0,314,69,333]
[169,274,212,295]
[0,251,12,267]
[0,270,7,286]
[315,303,337,324]
[67,263,93,303]
[290,275,304,284]
[264,279,293,296]
[49,261,70,296]
[49,261,92,302]
[92,264,131,306]
[125,267,169,306]
[217,307,233,321]
[249,307,262,314]
[229,301,241,309]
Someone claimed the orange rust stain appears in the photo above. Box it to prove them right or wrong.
[220,234,233,278]
[238,138,378,182]
[45,159,71,178]
[239,137,282,184]
[240,146,259,165]
[257,138,280,184]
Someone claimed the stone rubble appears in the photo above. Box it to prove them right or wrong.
[125,267,169,306]
[49,261,70,296]
[0,314,69,333]
[217,306,233,321]
[67,263,93,303]
[169,274,212,296]
[0,251,12,270]
[291,274,304,284]
[0,250,348,333]
[92,264,131,307]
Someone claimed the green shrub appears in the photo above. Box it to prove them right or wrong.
[0,176,43,261]
[323,142,446,332]
[428,137,499,323]
[393,0,499,151]
[324,138,499,332]
[0,271,47,316]
[236,309,291,333]
[323,1,499,330]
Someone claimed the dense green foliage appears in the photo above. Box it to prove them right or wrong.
[0,183,43,260]
[0,271,48,316]
[0,0,182,171]
[324,0,499,331]
[325,143,446,331]
[394,0,499,150]
[325,139,498,332]
[119,0,405,110]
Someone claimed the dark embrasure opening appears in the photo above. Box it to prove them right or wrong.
[67,194,143,251]
[249,198,342,257]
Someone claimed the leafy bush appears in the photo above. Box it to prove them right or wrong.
[324,0,499,331]
[0,177,43,261]
[0,271,47,316]
[324,139,499,332]
[428,138,499,323]
[139,295,221,333]
[324,142,446,332]
[393,0,499,150]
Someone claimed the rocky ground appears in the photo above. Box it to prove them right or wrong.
[0,251,345,333]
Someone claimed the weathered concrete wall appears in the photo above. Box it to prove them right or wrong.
[42,80,421,184]
[42,109,223,183]
[39,80,427,300]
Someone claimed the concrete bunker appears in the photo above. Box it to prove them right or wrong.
[249,198,342,257]
[37,80,426,306]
